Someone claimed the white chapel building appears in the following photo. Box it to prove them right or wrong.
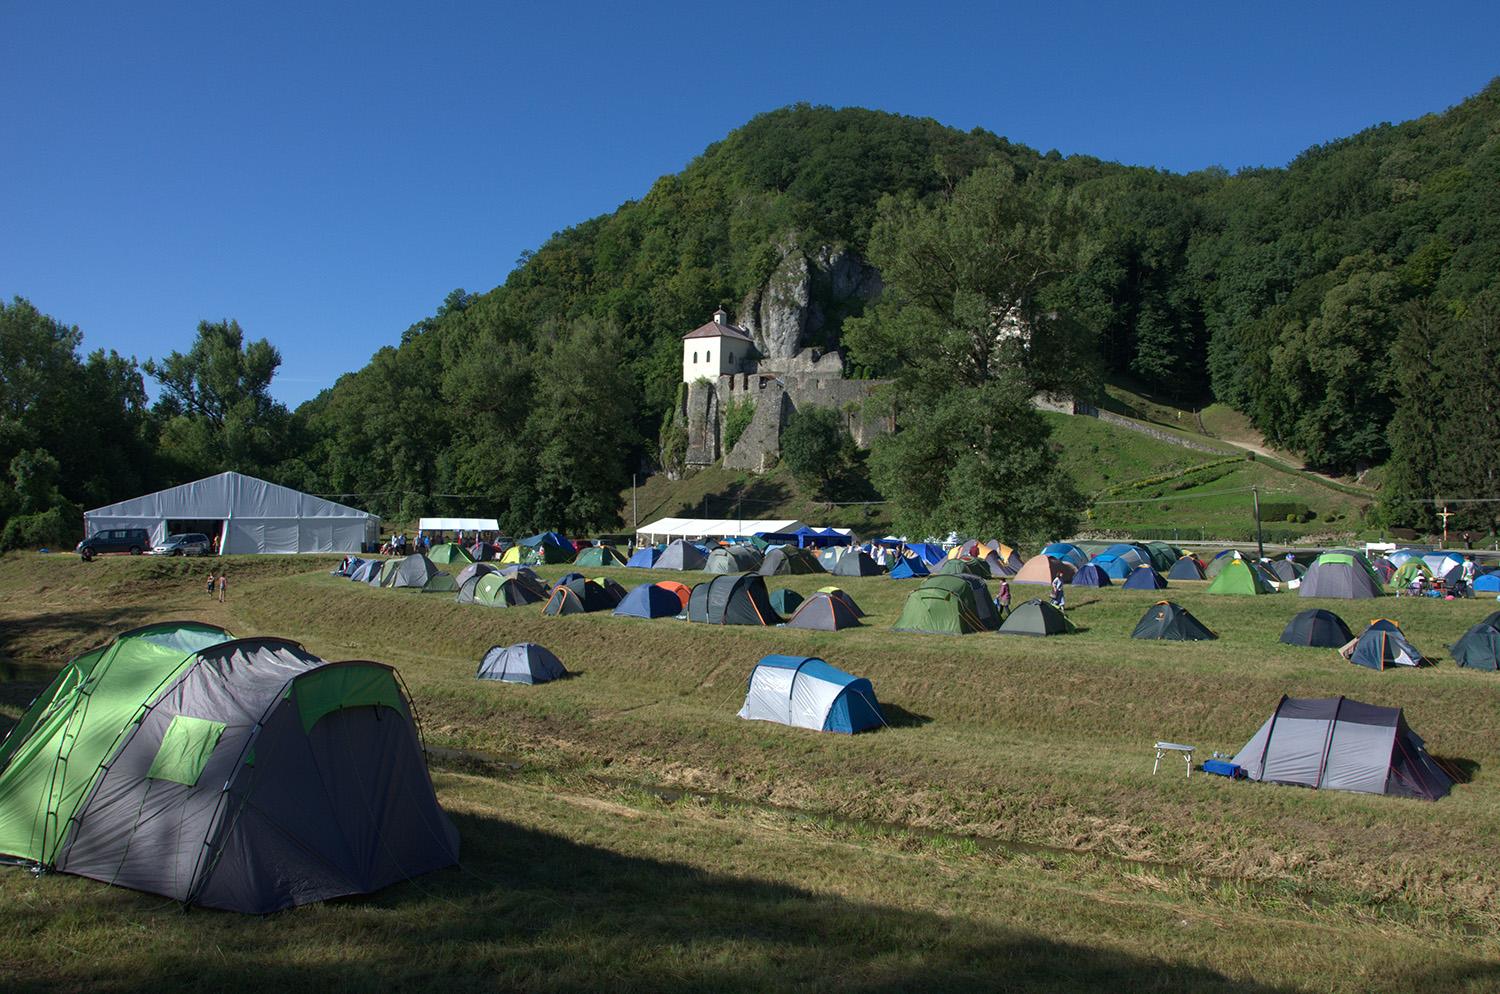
[681,308,758,382]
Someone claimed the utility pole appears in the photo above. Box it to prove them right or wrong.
[1252,487,1264,560]
[632,474,637,534]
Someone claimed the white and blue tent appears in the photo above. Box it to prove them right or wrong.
[736,655,884,734]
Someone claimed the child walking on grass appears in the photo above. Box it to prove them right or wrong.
[217,572,228,603]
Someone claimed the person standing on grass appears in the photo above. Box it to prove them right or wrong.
[206,570,217,599]
[1462,556,1477,597]
[996,578,1011,620]
[217,572,228,603]
[1050,572,1065,612]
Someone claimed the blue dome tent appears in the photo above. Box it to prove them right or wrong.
[613,583,684,619]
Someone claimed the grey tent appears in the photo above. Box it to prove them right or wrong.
[454,561,502,588]
[381,554,450,590]
[657,540,708,571]
[688,573,783,625]
[1452,621,1500,671]
[1299,554,1383,599]
[1348,619,1429,670]
[1130,601,1216,641]
[768,587,804,615]
[48,637,458,911]
[998,598,1075,636]
[759,546,826,576]
[349,559,383,584]
[785,592,862,631]
[705,545,764,574]
[831,549,884,577]
[1232,695,1452,800]
[477,643,568,684]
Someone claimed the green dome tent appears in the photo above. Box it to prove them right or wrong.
[574,545,627,568]
[893,575,999,634]
[427,542,474,566]
[1391,560,1434,590]
[936,556,991,579]
[1206,557,1277,595]
[1452,621,1500,671]
[998,598,1075,636]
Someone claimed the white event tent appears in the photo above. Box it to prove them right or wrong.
[634,517,806,546]
[418,518,500,532]
[84,472,380,555]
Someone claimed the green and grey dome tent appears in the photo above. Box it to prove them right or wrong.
[998,598,1076,636]
[1130,601,1217,641]
[0,623,457,912]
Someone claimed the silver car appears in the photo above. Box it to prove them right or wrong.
[149,533,213,557]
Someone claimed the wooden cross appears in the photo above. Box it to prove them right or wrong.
[1437,505,1454,546]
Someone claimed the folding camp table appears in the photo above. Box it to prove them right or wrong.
[1153,741,1195,778]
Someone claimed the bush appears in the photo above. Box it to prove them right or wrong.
[1,506,78,551]
[722,399,755,453]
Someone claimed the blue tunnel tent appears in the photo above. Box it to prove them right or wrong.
[737,655,884,734]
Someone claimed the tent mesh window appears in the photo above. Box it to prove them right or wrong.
[146,715,226,786]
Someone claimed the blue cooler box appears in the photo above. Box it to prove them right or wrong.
[1203,759,1242,778]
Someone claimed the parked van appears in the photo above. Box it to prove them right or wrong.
[77,528,152,560]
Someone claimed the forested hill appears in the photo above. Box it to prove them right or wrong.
[4,81,1498,546]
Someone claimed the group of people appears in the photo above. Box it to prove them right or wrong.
[380,532,428,556]
[203,569,228,603]
[1397,555,1479,598]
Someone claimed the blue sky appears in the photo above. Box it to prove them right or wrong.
[4,2,1497,407]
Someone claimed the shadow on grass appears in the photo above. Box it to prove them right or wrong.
[878,702,932,729]
[0,807,1358,994]
[1434,755,1481,784]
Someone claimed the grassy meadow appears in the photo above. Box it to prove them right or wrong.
[1,552,1499,992]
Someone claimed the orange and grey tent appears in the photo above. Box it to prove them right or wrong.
[655,580,692,610]
[786,592,863,631]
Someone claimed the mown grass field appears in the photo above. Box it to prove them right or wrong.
[1,552,1499,992]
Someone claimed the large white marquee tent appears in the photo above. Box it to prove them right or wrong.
[84,472,380,555]
[634,517,807,545]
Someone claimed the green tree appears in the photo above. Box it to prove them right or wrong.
[0,298,154,536]
[849,163,1103,401]
[780,406,854,499]
[870,382,1083,543]
[146,320,290,478]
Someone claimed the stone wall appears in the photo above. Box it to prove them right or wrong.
[683,379,721,466]
[684,371,893,469]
